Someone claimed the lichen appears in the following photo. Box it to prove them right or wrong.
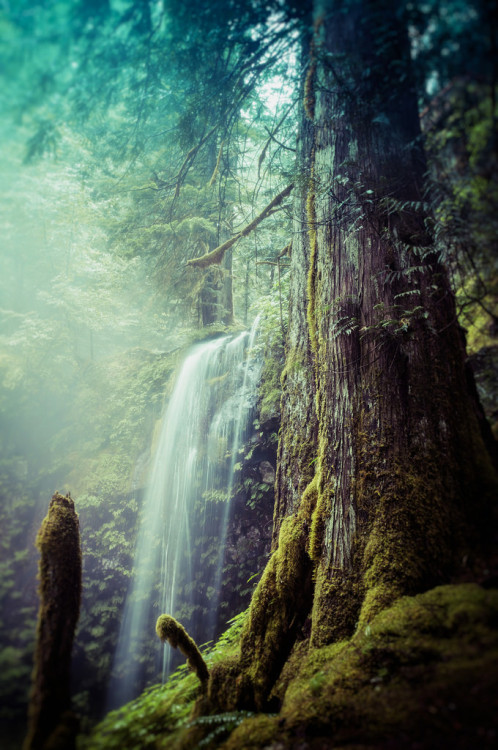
[305,173,319,360]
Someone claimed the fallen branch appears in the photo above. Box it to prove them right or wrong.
[186,183,294,269]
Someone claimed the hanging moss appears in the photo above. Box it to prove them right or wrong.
[23,492,82,750]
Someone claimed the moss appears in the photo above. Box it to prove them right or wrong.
[24,493,82,750]
[211,475,320,709]
[219,714,280,749]
[85,584,498,748]
[277,584,498,748]
[310,566,363,647]
[156,615,209,687]
[358,460,465,626]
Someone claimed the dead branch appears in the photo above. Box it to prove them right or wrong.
[278,240,292,259]
[174,125,217,199]
[208,140,225,187]
[186,183,294,269]
[258,101,297,179]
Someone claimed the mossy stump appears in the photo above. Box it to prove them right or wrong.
[23,493,82,750]
[156,614,209,687]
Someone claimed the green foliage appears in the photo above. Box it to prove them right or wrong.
[80,609,248,748]
[186,711,256,749]
[251,273,289,424]
[425,82,498,351]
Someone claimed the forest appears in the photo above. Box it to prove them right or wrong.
[0,1,497,748]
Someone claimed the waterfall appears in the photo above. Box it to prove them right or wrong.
[107,318,261,709]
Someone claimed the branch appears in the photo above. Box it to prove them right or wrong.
[278,240,292,259]
[186,183,294,269]
[174,125,217,199]
[258,100,297,178]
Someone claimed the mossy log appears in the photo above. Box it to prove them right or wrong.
[23,493,82,750]
[156,615,209,687]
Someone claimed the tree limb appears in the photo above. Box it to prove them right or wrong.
[186,183,294,269]
[174,125,217,199]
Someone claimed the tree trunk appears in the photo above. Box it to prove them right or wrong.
[220,0,497,710]
[199,138,234,326]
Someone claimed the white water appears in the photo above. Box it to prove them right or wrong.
[107,319,261,708]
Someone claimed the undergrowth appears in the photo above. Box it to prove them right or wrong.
[78,610,248,749]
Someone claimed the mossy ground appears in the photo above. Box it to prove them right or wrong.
[81,583,498,749]
[221,583,498,749]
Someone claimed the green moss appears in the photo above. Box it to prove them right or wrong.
[208,476,320,710]
[220,714,279,749]
[156,615,209,687]
[24,493,82,750]
[85,584,498,748]
[278,584,498,747]
[310,565,363,647]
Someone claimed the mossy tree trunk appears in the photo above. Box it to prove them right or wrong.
[224,0,497,710]
[24,493,82,750]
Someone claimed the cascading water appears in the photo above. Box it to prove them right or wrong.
[107,318,261,709]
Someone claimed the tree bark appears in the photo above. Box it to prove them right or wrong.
[227,0,497,710]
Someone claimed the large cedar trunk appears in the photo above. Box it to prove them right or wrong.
[228,0,497,709]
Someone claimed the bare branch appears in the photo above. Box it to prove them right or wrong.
[258,101,297,178]
[174,125,217,199]
[208,139,225,187]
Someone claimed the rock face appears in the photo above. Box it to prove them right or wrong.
[258,461,275,485]
[217,419,278,637]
